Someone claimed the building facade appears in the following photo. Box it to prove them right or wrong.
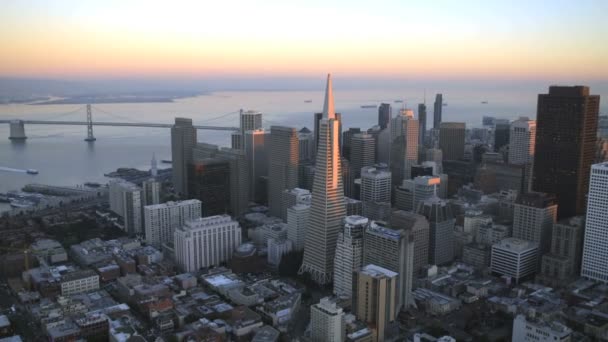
[268,126,299,218]
[143,199,202,248]
[310,297,345,342]
[171,117,197,196]
[508,117,536,165]
[491,238,538,284]
[333,216,368,298]
[416,197,455,266]
[439,122,465,161]
[581,162,608,283]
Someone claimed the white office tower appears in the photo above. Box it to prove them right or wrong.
[363,221,415,310]
[360,166,392,221]
[512,314,571,342]
[267,238,293,266]
[240,109,263,132]
[287,204,310,251]
[244,129,269,203]
[109,180,143,235]
[390,109,419,184]
[508,117,536,165]
[416,197,455,266]
[581,162,608,283]
[310,297,345,342]
[333,216,368,298]
[281,188,311,221]
[142,179,161,206]
[174,215,241,272]
[395,176,440,212]
[512,192,557,258]
[299,74,347,285]
[491,238,538,284]
[144,199,201,248]
[150,153,158,177]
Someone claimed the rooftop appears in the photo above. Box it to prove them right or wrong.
[361,264,398,278]
[494,238,538,252]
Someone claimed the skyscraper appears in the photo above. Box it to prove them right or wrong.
[287,203,310,251]
[509,117,536,165]
[342,127,361,161]
[244,129,269,203]
[416,197,455,265]
[390,109,419,185]
[333,215,368,298]
[216,147,250,217]
[390,210,430,275]
[240,109,262,133]
[581,162,608,283]
[532,86,600,219]
[188,158,230,217]
[299,74,347,285]
[314,112,342,155]
[439,122,465,161]
[538,216,585,287]
[142,179,161,207]
[363,222,414,311]
[171,118,197,196]
[378,103,392,130]
[360,166,391,221]
[433,94,443,129]
[512,192,557,260]
[350,133,376,183]
[418,103,427,146]
[109,180,143,236]
[298,127,315,162]
[353,264,398,342]
[268,126,299,218]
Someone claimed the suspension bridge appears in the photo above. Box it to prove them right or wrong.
[1,104,240,141]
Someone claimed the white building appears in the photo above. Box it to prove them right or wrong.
[287,204,310,251]
[109,180,143,235]
[310,297,345,342]
[511,314,571,342]
[281,188,311,221]
[508,117,536,165]
[60,270,100,296]
[581,162,608,283]
[174,215,242,272]
[144,199,202,248]
[360,166,391,221]
[491,238,538,284]
[267,238,293,266]
[333,216,368,298]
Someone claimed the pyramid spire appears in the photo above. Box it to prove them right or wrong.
[322,73,335,120]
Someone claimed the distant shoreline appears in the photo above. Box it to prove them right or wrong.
[30,94,202,105]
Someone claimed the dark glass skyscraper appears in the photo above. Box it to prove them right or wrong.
[433,94,443,129]
[532,86,600,219]
[418,103,427,146]
[378,103,391,130]
[188,158,230,217]
[494,122,510,152]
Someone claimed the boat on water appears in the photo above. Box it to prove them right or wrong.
[84,182,101,188]
[161,160,172,164]
[361,105,378,109]
[26,169,39,175]
[481,101,488,104]
[304,99,312,103]
[9,198,35,208]
[394,100,403,103]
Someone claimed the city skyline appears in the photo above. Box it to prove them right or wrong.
[1,1,607,80]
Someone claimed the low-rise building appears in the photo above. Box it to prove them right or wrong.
[512,314,571,342]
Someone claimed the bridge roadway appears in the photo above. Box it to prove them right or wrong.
[0,119,239,131]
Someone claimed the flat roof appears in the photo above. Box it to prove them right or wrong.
[361,264,398,278]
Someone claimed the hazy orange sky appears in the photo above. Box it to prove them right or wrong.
[1,0,607,80]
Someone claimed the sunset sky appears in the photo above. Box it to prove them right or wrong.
[1,0,607,80]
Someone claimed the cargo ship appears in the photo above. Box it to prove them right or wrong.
[26,169,39,175]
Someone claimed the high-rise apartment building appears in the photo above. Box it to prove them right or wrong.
[360,166,391,221]
[418,103,427,146]
[144,199,202,248]
[416,197,455,265]
[268,126,299,218]
[244,129,269,203]
[310,297,345,342]
[109,180,143,236]
[287,204,310,251]
[363,222,414,310]
[378,103,392,130]
[581,162,608,283]
[390,210,430,276]
[533,86,600,219]
[353,264,398,342]
[171,118,197,196]
[333,216,368,298]
[439,122,465,161]
[512,192,557,259]
[174,215,242,272]
[509,117,536,165]
[433,94,443,129]
[300,74,347,285]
